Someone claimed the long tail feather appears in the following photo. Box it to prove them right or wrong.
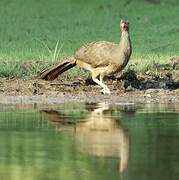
[38,57,76,80]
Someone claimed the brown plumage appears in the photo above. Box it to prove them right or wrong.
[39,20,132,94]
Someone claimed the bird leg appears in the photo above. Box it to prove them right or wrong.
[99,75,111,94]
[92,76,110,94]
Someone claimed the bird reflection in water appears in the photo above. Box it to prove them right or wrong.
[41,102,130,174]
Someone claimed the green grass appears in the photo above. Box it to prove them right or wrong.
[0,0,179,77]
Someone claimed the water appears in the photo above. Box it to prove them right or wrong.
[0,103,179,180]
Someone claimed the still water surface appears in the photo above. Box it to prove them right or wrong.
[0,103,179,180]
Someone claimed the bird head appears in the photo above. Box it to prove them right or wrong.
[120,20,129,31]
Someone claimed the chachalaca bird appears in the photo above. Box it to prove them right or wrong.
[39,20,132,94]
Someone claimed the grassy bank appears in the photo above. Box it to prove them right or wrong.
[0,0,179,77]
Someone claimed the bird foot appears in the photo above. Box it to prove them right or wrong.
[100,88,111,95]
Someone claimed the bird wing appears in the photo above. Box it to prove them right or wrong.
[74,41,118,68]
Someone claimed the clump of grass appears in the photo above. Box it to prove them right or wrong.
[0,61,18,77]
[37,39,64,64]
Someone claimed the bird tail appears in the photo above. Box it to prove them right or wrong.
[38,57,76,80]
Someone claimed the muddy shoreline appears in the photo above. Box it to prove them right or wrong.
[1,58,179,105]
[1,57,179,104]
[0,77,179,105]
[0,91,179,105]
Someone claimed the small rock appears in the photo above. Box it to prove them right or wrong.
[144,94,152,98]
[125,85,136,92]
[158,82,166,89]
[19,63,33,72]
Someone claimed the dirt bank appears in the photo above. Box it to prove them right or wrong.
[0,74,179,104]
[1,57,179,104]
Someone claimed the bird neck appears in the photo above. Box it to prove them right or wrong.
[120,31,130,45]
[119,30,131,54]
